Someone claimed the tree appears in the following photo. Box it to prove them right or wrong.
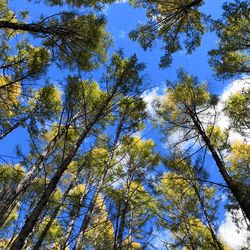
[1,0,250,248]
[224,86,250,135]
[129,0,205,67]
[153,69,250,221]
[209,0,250,79]
[157,157,225,249]
[9,51,146,249]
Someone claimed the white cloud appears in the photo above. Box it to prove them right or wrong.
[215,78,250,143]
[101,4,109,15]
[141,87,165,117]
[119,30,126,38]
[115,0,128,3]
[219,209,250,249]
[142,78,250,150]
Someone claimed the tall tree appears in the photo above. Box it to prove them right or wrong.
[209,0,250,79]
[129,0,205,67]
[153,69,250,221]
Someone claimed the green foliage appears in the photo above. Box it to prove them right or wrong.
[118,136,160,172]
[224,87,250,135]
[206,125,228,149]
[157,159,222,249]
[0,164,25,193]
[209,0,250,78]
[0,77,21,117]
[30,84,62,120]
[129,0,205,67]
[42,13,111,71]
[85,194,115,249]
[15,44,51,78]
[118,96,147,132]
[1,0,250,248]
[102,50,145,95]
[35,217,63,247]
[32,0,115,9]
[154,70,212,139]
[227,141,250,188]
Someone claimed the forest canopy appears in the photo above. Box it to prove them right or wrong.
[0,0,249,249]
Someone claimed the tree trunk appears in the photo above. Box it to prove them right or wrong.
[0,112,81,227]
[10,123,95,249]
[192,183,224,250]
[33,175,81,250]
[0,20,66,36]
[73,118,124,250]
[189,110,250,221]
[10,92,114,249]
[0,123,66,227]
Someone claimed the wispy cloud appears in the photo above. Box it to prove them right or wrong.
[215,78,250,143]
[141,87,165,117]
[119,30,126,39]
[219,209,250,249]
[115,0,128,3]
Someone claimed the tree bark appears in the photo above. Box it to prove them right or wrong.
[189,109,250,221]
[10,93,115,249]
[73,118,124,250]
[0,112,82,227]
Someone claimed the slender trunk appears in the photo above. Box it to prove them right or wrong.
[189,110,250,221]
[0,114,30,140]
[61,175,92,250]
[181,217,196,250]
[0,125,65,226]
[0,20,58,36]
[10,123,95,249]
[113,201,121,250]
[116,195,129,250]
[192,184,224,250]
[73,119,124,250]
[60,189,88,250]
[33,175,81,250]
[0,112,81,227]
[73,185,101,250]
[128,210,133,250]
[10,93,114,249]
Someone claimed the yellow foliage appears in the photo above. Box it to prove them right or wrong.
[0,76,21,116]
[227,141,250,183]
[36,217,63,244]
[122,237,141,249]
[206,125,227,148]
[68,184,85,204]
[0,164,25,185]
[2,204,19,228]
[85,194,115,248]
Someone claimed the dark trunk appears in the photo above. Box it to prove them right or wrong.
[73,118,124,250]
[10,92,115,249]
[10,124,95,249]
[190,110,250,221]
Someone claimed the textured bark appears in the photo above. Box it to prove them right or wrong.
[10,126,92,249]
[73,119,124,250]
[189,109,250,221]
[32,176,80,250]
[0,124,66,227]
[0,20,73,37]
[10,93,115,249]
[0,112,82,227]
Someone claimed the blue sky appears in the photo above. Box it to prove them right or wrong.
[1,0,249,248]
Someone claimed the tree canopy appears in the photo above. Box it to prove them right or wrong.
[0,0,249,249]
